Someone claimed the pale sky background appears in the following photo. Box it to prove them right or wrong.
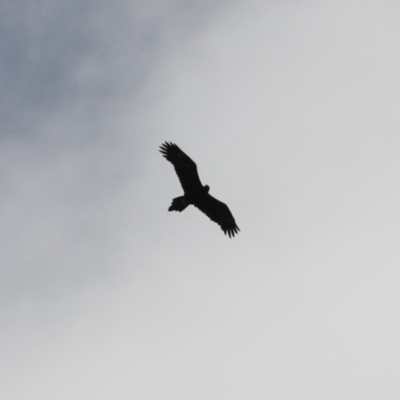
[1,0,400,398]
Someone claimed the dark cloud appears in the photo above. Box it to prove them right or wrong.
[0,0,225,132]
[0,0,228,318]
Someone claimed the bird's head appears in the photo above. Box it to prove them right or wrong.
[204,185,210,193]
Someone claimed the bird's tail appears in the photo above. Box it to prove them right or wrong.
[168,196,189,212]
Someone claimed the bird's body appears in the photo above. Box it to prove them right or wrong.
[160,142,240,238]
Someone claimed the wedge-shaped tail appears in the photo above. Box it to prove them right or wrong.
[168,196,189,212]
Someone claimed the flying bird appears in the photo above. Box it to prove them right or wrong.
[160,142,240,238]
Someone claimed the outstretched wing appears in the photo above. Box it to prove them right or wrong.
[159,142,203,193]
[194,194,240,238]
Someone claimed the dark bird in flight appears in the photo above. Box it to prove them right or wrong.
[160,142,240,238]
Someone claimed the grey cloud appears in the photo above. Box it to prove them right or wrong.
[3,1,400,398]
[0,0,228,316]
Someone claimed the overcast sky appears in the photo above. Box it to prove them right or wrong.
[2,0,400,398]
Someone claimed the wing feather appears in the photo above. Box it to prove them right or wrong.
[194,194,240,238]
[159,142,203,193]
